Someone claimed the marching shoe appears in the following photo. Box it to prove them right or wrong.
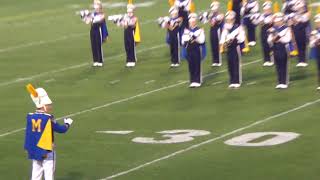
[229,84,235,88]
[296,62,308,67]
[189,83,197,88]
[212,63,222,67]
[280,84,288,89]
[248,41,256,46]
[276,84,288,89]
[193,83,201,88]
[233,84,241,88]
[126,62,136,67]
[263,61,273,67]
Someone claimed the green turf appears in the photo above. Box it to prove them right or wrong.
[1,0,320,179]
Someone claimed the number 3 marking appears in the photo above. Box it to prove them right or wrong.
[132,129,211,144]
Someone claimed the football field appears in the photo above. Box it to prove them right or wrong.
[1,0,320,179]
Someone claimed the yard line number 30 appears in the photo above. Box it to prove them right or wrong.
[97,130,300,147]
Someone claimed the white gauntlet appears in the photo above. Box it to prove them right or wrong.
[64,118,73,126]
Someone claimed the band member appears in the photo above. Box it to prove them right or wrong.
[309,14,320,90]
[252,1,274,66]
[24,84,73,180]
[167,7,183,67]
[116,4,141,67]
[209,1,224,67]
[181,13,206,88]
[268,13,292,89]
[282,0,291,14]
[220,11,245,88]
[290,0,310,67]
[175,0,191,37]
[282,0,297,15]
[241,0,259,46]
[81,0,109,67]
[232,0,242,25]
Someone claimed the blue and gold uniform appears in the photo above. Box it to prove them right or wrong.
[124,16,137,65]
[290,0,310,67]
[209,1,224,66]
[80,1,109,67]
[167,15,182,67]
[220,11,245,88]
[182,13,206,88]
[24,85,73,180]
[90,11,108,67]
[158,7,181,67]
[175,0,191,40]
[232,0,242,25]
[241,0,259,46]
[309,14,320,90]
[24,112,69,161]
[119,4,141,67]
[251,1,274,66]
[268,13,292,89]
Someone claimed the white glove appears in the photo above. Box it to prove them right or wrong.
[193,30,201,38]
[64,118,73,126]
[226,35,233,42]
[182,34,191,42]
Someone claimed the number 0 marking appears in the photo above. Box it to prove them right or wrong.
[132,129,211,144]
[224,132,300,147]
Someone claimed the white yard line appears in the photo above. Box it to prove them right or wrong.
[246,81,257,86]
[101,1,156,9]
[96,131,134,135]
[99,98,320,180]
[0,128,26,138]
[0,1,158,22]
[0,59,261,138]
[44,78,55,83]
[0,8,69,22]
[211,81,224,86]
[0,18,156,54]
[109,80,121,85]
[0,44,166,87]
[0,63,89,87]
[0,33,86,53]
[144,80,155,84]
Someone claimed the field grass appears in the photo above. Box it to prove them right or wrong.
[1,0,320,179]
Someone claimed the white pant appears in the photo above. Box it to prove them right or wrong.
[31,151,55,180]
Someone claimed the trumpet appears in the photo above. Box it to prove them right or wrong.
[269,28,281,42]
[108,14,126,24]
[78,9,93,24]
[223,37,235,49]
[157,16,170,28]
[223,28,240,48]
[79,10,91,18]
[310,30,320,46]
[199,11,212,24]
